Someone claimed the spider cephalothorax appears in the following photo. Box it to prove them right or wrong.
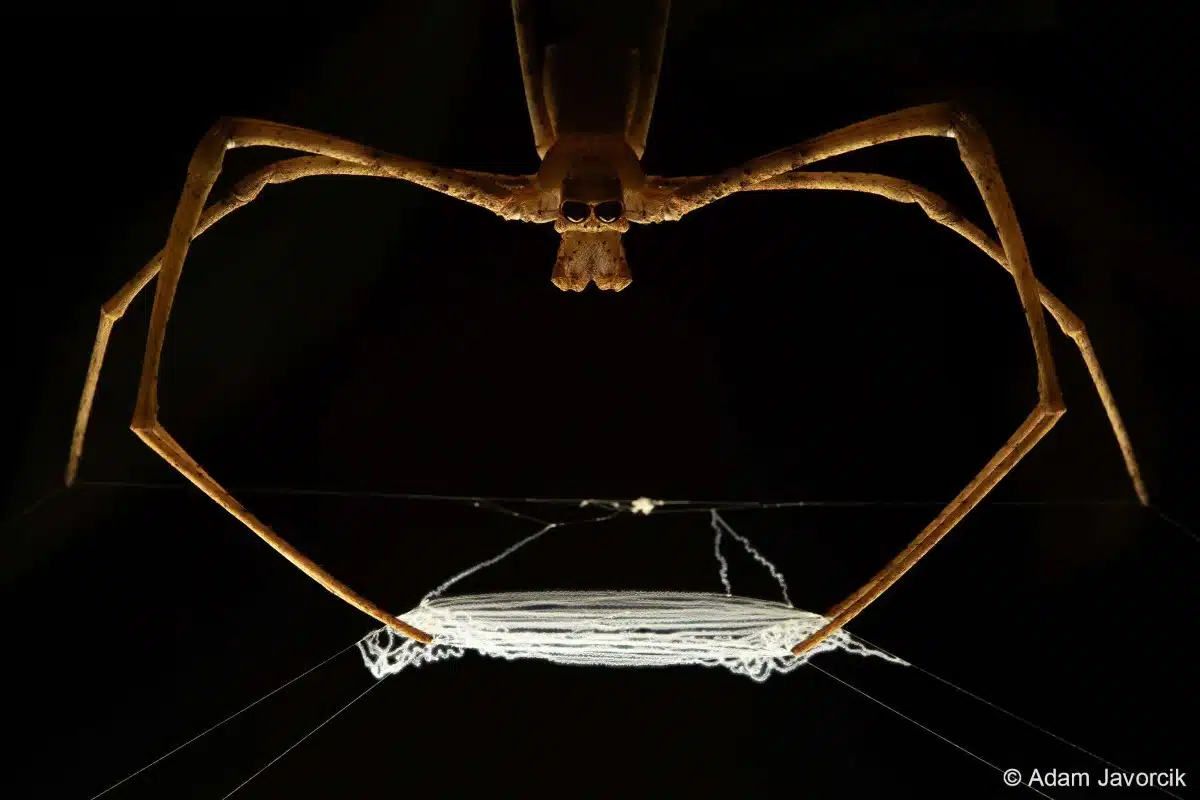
[537,134,644,291]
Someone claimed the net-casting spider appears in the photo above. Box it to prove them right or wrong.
[66,1,1147,657]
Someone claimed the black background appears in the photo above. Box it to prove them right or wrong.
[2,3,1196,798]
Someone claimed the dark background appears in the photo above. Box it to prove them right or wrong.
[2,2,1196,798]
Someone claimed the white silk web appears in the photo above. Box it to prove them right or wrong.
[67,484,1172,798]
[358,499,908,681]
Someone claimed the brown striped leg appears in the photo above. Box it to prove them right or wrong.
[743,170,1146,504]
[661,104,1066,655]
[80,117,534,642]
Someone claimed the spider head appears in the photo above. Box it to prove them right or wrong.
[551,168,630,291]
[538,136,643,292]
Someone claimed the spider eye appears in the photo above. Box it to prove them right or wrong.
[561,200,590,223]
[594,200,623,223]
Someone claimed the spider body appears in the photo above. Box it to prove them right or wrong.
[66,0,1147,657]
[515,0,669,291]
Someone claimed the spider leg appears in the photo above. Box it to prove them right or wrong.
[743,170,1147,505]
[68,156,388,487]
[82,118,534,642]
[663,105,1068,656]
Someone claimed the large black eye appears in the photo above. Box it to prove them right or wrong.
[594,200,623,223]
[561,200,590,223]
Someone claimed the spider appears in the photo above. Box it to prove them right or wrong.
[65,1,1147,658]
